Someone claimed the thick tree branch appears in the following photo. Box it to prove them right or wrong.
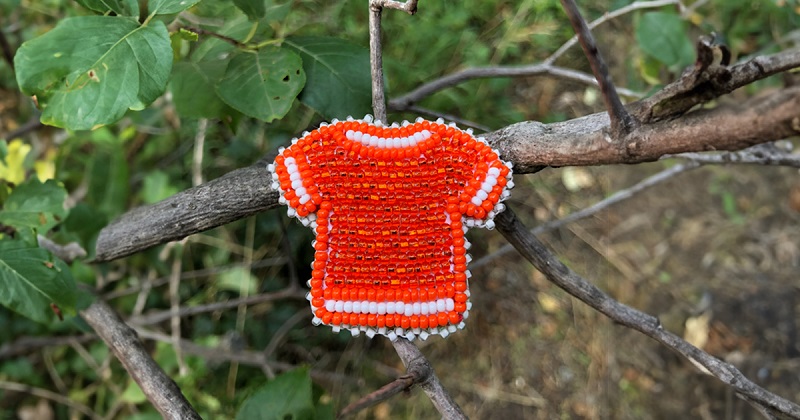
[494,207,800,418]
[94,164,277,261]
[80,300,201,420]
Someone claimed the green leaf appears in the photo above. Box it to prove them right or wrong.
[236,367,314,420]
[216,47,305,122]
[149,0,203,15]
[75,0,139,16]
[217,267,258,295]
[635,11,695,70]
[233,0,266,20]
[0,240,77,323]
[14,16,172,130]
[171,60,229,118]
[0,179,67,234]
[285,36,372,121]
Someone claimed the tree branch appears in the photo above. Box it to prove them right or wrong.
[92,82,800,261]
[94,163,277,262]
[0,381,101,420]
[369,2,388,121]
[494,207,800,418]
[560,0,636,135]
[80,300,201,419]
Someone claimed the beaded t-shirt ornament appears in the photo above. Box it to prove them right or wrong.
[267,116,513,341]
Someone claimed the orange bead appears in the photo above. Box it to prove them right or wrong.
[410,315,420,329]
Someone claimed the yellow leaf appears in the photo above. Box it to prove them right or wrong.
[0,139,31,184]
[34,150,56,181]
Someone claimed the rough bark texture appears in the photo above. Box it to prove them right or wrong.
[80,301,201,420]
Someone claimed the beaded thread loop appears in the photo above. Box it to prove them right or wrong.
[267,116,513,341]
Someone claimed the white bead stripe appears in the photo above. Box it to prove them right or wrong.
[281,157,313,207]
[345,129,432,149]
[320,298,455,316]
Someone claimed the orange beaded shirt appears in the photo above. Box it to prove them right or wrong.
[268,116,513,341]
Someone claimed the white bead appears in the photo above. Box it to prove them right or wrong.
[390,302,399,314]
[352,301,361,314]
[387,331,397,341]
[332,326,340,333]
[485,176,498,186]
[326,301,335,312]
[419,331,429,340]
[284,156,295,165]
[413,302,422,315]
[485,220,495,230]
[270,182,280,190]
[312,317,322,326]
[507,181,515,189]
[405,332,415,341]
[440,329,450,338]
[267,164,275,172]
[364,114,373,123]
[476,190,488,201]
[435,118,444,124]
[278,196,287,204]
[404,304,413,317]
[289,172,300,181]
[350,328,360,336]
[343,301,352,313]
[345,130,354,140]
[471,196,483,206]
[466,128,473,134]
[377,138,386,148]
[369,136,379,147]
[448,325,457,333]
[378,302,386,314]
[366,329,376,338]
[413,132,423,143]
[401,137,410,148]
[446,298,455,311]
[354,131,363,142]
[271,173,279,181]
[331,118,339,124]
[428,302,437,314]
[415,116,424,123]
[335,301,344,312]
[421,130,431,139]
[287,208,296,217]
[488,167,500,177]
[437,299,446,312]
[369,302,378,314]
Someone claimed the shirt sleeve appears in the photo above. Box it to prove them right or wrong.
[454,133,513,228]
[268,134,323,219]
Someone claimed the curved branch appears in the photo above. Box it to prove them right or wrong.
[494,207,800,418]
[80,300,201,420]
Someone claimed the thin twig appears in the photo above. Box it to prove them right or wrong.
[494,207,800,418]
[169,246,188,376]
[404,104,492,133]
[560,0,636,135]
[668,143,800,168]
[0,335,95,361]
[545,0,685,65]
[37,235,87,263]
[389,63,642,112]
[471,161,700,270]
[128,288,306,326]
[4,116,44,139]
[0,381,101,420]
[80,300,201,419]
[339,374,416,418]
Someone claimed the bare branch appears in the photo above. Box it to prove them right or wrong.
[80,300,201,419]
[388,63,643,112]
[471,161,700,270]
[545,0,685,65]
[176,24,246,49]
[339,374,416,418]
[494,207,800,418]
[560,0,636,135]
[369,2,388,122]
[93,82,800,261]
[668,142,800,167]
[128,288,306,326]
[390,0,676,111]
[37,235,87,263]
[94,163,278,262]
[0,335,94,361]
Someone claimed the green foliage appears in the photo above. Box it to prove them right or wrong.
[0,240,76,323]
[216,47,306,122]
[0,179,67,235]
[237,368,331,420]
[285,36,372,120]
[14,16,173,130]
